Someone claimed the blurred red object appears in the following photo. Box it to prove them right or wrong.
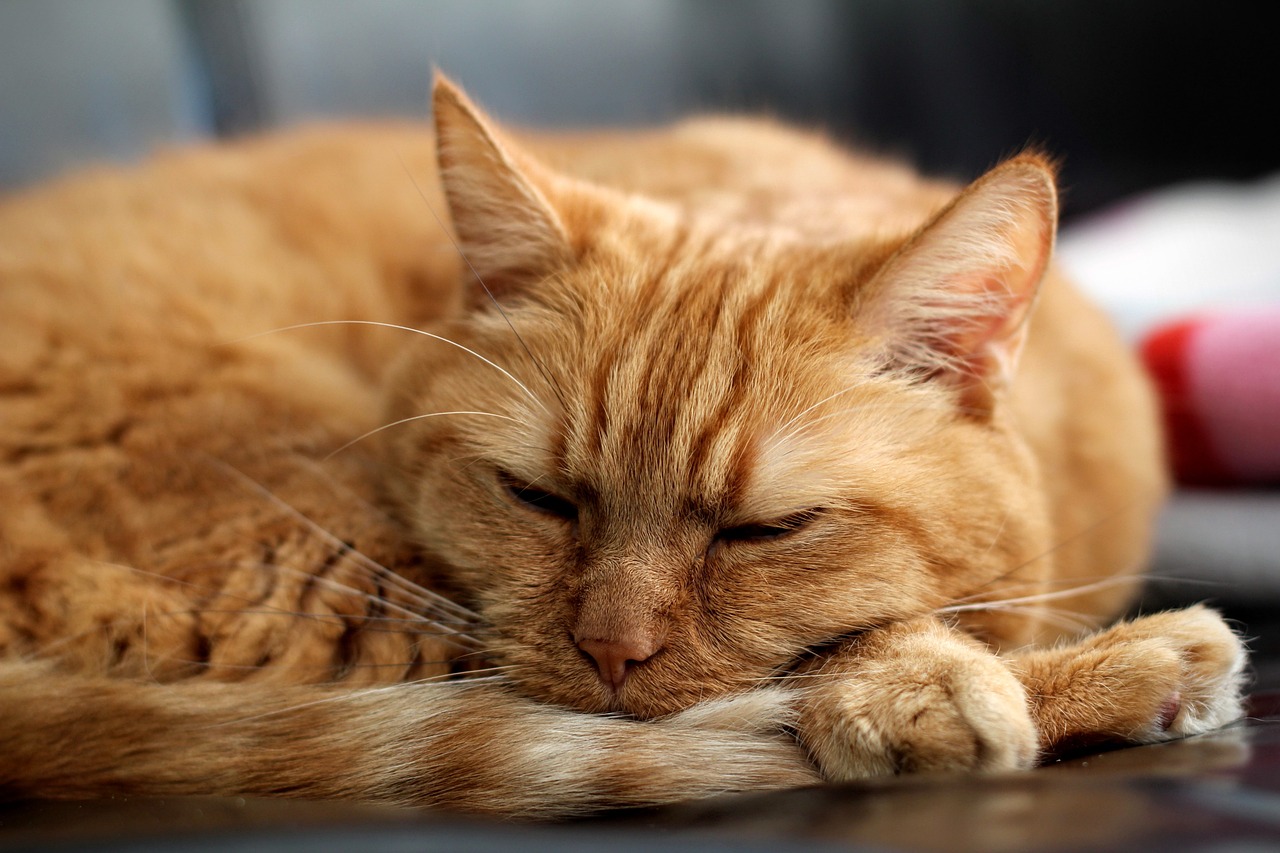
[1140,307,1280,487]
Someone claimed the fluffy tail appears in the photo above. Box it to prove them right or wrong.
[0,664,817,818]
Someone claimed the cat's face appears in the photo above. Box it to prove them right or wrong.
[381,79,1058,717]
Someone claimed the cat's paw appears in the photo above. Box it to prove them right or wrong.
[1118,605,1247,740]
[799,620,1038,781]
[1016,604,1247,751]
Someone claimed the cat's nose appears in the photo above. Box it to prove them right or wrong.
[576,631,665,692]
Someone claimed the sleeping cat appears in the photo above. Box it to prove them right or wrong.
[0,76,1245,817]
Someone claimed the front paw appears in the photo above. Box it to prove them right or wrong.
[799,620,1038,781]
[1015,604,1247,752]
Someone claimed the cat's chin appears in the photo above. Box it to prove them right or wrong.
[537,681,720,720]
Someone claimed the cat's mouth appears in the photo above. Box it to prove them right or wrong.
[488,596,888,718]
[507,631,811,719]
[490,633,742,718]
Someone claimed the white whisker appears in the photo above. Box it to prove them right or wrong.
[209,461,480,623]
[768,380,878,444]
[323,410,520,461]
[766,397,955,453]
[211,670,514,728]
[223,320,548,413]
[939,575,1144,614]
[191,607,479,639]
[291,459,488,621]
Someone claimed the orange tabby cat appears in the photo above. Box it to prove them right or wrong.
[0,76,1245,817]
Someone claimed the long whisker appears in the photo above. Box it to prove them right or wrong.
[112,550,479,639]
[223,319,547,414]
[957,603,1098,635]
[977,508,1012,563]
[765,397,961,453]
[323,410,521,461]
[64,558,483,650]
[957,492,1165,601]
[939,575,1144,614]
[396,152,568,414]
[287,458,485,617]
[190,608,479,639]
[141,651,513,677]
[211,671,516,727]
[194,559,485,647]
[141,602,158,683]
[769,378,880,440]
[209,460,480,623]
[57,559,485,682]
[945,574,1145,608]
[1140,575,1247,592]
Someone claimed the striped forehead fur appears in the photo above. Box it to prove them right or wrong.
[536,238,875,520]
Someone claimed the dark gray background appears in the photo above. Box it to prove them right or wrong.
[2,0,1276,218]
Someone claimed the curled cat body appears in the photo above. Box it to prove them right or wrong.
[0,77,1245,817]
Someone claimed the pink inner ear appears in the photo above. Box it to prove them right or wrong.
[949,270,1028,336]
[861,160,1057,416]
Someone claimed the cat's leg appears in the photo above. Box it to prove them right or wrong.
[1008,604,1246,756]
[796,617,1040,780]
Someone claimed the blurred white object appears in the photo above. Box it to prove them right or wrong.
[1059,174,1280,603]
[1058,173,1280,341]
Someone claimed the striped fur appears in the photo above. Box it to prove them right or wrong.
[0,75,1244,813]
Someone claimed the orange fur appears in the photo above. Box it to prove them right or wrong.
[0,76,1245,814]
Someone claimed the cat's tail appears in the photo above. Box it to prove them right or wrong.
[0,663,817,818]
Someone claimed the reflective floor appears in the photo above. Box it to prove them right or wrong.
[606,696,1280,852]
[3,695,1279,852]
[6,620,1280,853]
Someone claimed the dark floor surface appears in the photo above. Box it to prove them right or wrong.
[3,611,1279,853]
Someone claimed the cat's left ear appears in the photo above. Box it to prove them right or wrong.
[861,154,1058,414]
[432,74,575,303]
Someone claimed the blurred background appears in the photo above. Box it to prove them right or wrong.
[1,0,1276,219]
[2,7,1280,851]
[1,0,1278,630]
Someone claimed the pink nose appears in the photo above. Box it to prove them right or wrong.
[576,633,665,692]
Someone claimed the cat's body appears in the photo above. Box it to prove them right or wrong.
[0,79,1245,816]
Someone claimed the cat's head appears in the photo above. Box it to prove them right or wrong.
[382,77,1058,718]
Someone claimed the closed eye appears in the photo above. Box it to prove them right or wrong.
[715,508,823,544]
[499,471,579,522]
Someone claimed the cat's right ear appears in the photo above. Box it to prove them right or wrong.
[432,75,574,302]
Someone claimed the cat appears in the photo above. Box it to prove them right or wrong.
[0,75,1246,817]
